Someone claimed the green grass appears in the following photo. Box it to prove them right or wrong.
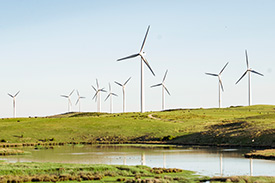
[0,148,28,155]
[0,162,274,183]
[0,162,204,183]
[0,105,274,147]
[245,149,275,160]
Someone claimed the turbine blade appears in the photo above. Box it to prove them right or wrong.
[101,89,107,92]
[205,73,218,77]
[80,97,85,99]
[251,70,264,76]
[91,85,97,91]
[114,81,123,86]
[236,71,248,84]
[105,94,110,101]
[117,53,139,61]
[14,91,20,97]
[162,70,168,82]
[124,77,131,85]
[112,93,118,97]
[219,78,224,92]
[92,91,99,100]
[151,83,162,88]
[109,83,111,91]
[163,85,171,95]
[75,98,80,105]
[140,25,150,52]
[8,93,13,98]
[219,62,229,75]
[141,55,155,76]
[245,50,249,69]
[96,79,99,89]
[69,89,75,96]
[61,95,69,98]
[76,90,80,97]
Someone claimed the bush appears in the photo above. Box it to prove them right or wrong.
[161,135,175,141]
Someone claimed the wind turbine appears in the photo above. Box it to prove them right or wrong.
[92,79,106,112]
[205,62,229,108]
[117,25,155,113]
[114,77,131,113]
[235,50,264,106]
[61,89,74,112]
[105,83,118,113]
[151,70,170,111]
[8,91,20,118]
[75,90,85,112]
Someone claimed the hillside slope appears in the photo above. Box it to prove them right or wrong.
[0,105,274,147]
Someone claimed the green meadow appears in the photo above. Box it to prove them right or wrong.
[0,105,274,147]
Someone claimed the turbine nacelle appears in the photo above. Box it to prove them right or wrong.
[139,51,146,56]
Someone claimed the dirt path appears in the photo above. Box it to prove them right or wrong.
[148,113,162,120]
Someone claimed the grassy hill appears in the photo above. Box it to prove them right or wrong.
[0,105,274,147]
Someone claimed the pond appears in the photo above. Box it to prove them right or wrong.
[1,145,274,177]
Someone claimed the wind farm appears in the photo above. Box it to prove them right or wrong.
[1,1,275,181]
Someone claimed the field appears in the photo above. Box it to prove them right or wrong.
[0,105,274,147]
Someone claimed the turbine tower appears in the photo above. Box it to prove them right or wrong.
[92,79,106,112]
[205,62,229,108]
[151,70,170,111]
[75,90,85,112]
[61,89,74,112]
[115,77,131,113]
[8,91,20,118]
[105,83,118,113]
[235,50,264,106]
[117,25,155,113]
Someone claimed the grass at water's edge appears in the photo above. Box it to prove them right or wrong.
[0,148,27,155]
[0,162,203,183]
[0,162,274,183]
[0,105,274,149]
[245,149,275,160]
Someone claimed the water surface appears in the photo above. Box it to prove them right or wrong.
[1,145,274,177]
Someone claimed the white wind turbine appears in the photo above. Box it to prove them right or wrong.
[75,90,85,112]
[236,50,264,106]
[61,89,74,112]
[105,83,118,113]
[114,77,131,113]
[205,62,229,108]
[8,91,20,118]
[92,79,106,112]
[151,70,170,111]
[117,25,155,113]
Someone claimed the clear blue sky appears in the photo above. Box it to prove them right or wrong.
[0,0,275,117]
